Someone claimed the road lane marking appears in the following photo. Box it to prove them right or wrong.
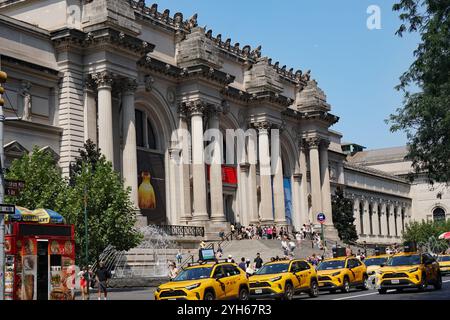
[333,290,395,300]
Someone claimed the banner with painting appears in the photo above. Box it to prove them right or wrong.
[137,150,166,225]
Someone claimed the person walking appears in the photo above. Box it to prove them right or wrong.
[176,249,183,265]
[281,237,289,256]
[78,266,91,300]
[168,262,179,280]
[95,262,111,300]
[254,253,263,271]
[230,224,236,240]
[238,258,247,271]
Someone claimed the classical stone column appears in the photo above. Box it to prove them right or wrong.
[372,201,380,236]
[308,137,323,217]
[247,133,259,224]
[362,198,371,236]
[397,205,404,238]
[256,121,274,224]
[177,104,192,223]
[188,101,209,222]
[298,141,309,226]
[168,147,179,224]
[389,203,396,238]
[239,163,250,226]
[121,78,139,209]
[353,197,361,236]
[208,106,226,222]
[291,173,302,231]
[272,129,286,226]
[83,77,97,145]
[320,140,333,224]
[380,202,389,237]
[93,71,114,166]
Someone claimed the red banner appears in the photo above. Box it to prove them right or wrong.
[207,165,238,185]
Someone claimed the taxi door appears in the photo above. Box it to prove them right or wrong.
[222,264,242,299]
[211,266,227,299]
[346,259,358,283]
[353,259,365,282]
[422,254,436,283]
[296,261,314,289]
[289,261,303,289]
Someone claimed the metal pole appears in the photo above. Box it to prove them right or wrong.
[0,100,5,301]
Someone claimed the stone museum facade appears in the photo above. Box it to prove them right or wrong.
[0,0,448,244]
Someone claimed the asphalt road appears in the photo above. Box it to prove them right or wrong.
[83,276,450,300]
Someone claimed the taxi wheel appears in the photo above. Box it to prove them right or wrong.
[203,291,215,300]
[238,287,249,300]
[341,278,350,293]
[433,273,442,290]
[361,275,369,291]
[283,283,294,300]
[309,280,319,298]
[418,274,427,292]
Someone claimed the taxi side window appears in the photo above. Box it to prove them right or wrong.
[347,259,356,268]
[222,265,240,277]
[354,259,362,267]
[298,261,310,271]
[213,266,226,279]
[290,262,300,272]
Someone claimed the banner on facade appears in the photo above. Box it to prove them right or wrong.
[206,165,238,185]
[137,150,166,225]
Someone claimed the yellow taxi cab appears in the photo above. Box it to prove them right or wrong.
[437,255,450,275]
[154,261,249,300]
[248,259,319,300]
[317,256,369,293]
[377,252,442,294]
[364,254,391,286]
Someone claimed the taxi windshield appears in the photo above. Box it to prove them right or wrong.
[364,257,388,266]
[173,267,212,281]
[438,256,450,262]
[256,263,289,275]
[317,260,346,270]
[387,255,421,266]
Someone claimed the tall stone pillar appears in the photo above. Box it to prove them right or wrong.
[389,203,396,238]
[188,101,208,222]
[177,104,192,223]
[298,141,309,227]
[272,132,286,226]
[308,138,323,217]
[239,163,250,226]
[353,197,361,236]
[208,106,226,222]
[93,71,114,166]
[256,121,274,224]
[291,173,302,231]
[380,202,389,237]
[247,132,259,224]
[397,205,404,238]
[320,140,333,224]
[83,78,97,145]
[372,201,380,236]
[168,148,179,224]
[121,78,139,209]
[362,199,371,236]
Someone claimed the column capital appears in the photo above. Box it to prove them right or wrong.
[252,121,272,134]
[84,76,96,92]
[320,139,330,149]
[306,137,321,149]
[120,78,138,95]
[92,71,113,89]
[185,100,208,116]
[293,173,303,181]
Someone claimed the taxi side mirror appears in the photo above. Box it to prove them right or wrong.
[380,263,385,267]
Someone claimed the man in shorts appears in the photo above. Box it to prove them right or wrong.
[95,262,111,300]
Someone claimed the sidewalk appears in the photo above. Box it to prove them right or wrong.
[74,287,156,300]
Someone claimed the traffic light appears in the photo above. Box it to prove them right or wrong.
[0,70,7,107]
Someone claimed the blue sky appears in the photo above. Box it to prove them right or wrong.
[150,0,420,149]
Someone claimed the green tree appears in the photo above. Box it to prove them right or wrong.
[64,141,143,264]
[331,187,358,244]
[403,220,450,253]
[5,147,68,211]
[388,0,450,184]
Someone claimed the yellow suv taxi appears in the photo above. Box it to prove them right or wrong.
[437,255,450,275]
[317,256,369,293]
[154,261,249,300]
[377,252,442,294]
[248,259,319,300]
[364,254,391,286]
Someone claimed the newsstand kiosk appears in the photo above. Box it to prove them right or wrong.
[4,213,75,300]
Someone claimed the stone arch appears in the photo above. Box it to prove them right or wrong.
[280,131,298,177]
[432,206,446,222]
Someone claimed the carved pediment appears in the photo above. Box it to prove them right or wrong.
[4,141,29,158]
[39,146,60,162]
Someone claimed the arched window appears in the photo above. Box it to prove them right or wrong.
[433,207,446,222]
[378,204,382,235]
[386,206,390,236]
[369,204,373,235]
[135,109,158,150]
[147,119,157,150]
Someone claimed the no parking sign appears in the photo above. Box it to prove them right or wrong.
[317,212,326,224]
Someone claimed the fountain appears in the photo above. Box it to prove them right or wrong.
[92,225,178,280]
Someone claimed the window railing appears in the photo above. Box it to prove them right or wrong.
[159,225,205,237]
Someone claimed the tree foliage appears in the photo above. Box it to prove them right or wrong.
[6,142,143,265]
[388,0,450,184]
[403,219,450,253]
[5,147,68,212]
[332,187,358,244]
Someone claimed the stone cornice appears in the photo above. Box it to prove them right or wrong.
[5,119,63,136]
[50,27,155,56]
[282,108,339,126]
[344,162,411,185]
[0,54,59,77]
[248,91,293,108]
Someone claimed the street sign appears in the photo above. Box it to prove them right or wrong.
[5,180,25,196]
[317,212,326,224]
[0,204,15,214]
